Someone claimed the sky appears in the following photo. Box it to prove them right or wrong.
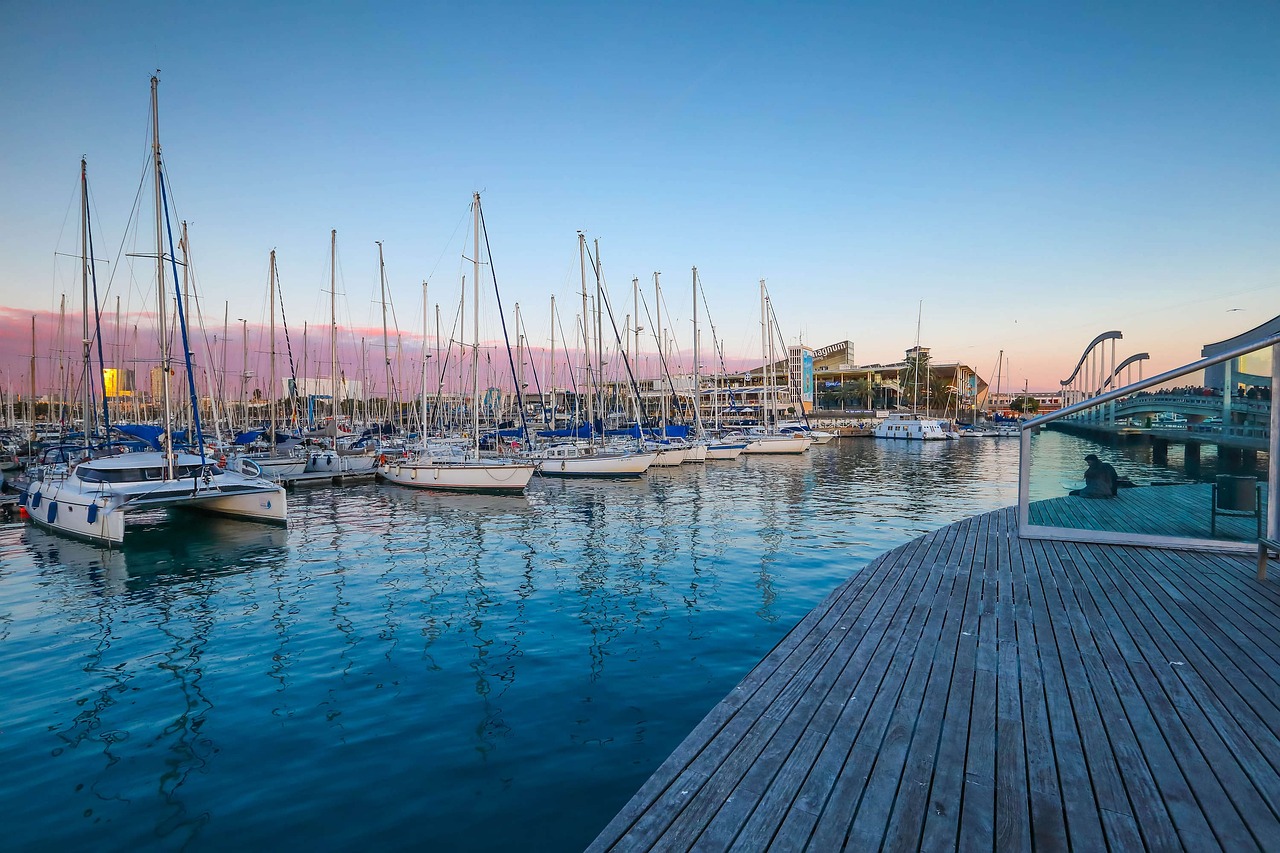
[1,1,1277,395]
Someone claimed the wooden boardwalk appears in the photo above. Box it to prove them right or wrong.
[591,507,1280,851]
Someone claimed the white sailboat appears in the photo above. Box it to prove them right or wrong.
[232,249,305,480]
[740,280,811,455]
[522,233,655,477]
[27,78,286,546]
[378,193,535,494]
[304,229,378,476]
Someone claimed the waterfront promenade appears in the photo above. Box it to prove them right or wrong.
[591,506,1280,851]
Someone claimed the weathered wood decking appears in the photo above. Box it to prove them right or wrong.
[591,507,1280,851]
[1029,482,1268,540]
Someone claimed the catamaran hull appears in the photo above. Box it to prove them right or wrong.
[379,461,535,493]
[24,480,286,547]
[25,485,126,545]
[742,436,812,454]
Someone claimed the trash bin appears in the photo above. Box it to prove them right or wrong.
[1216,475,1257,511]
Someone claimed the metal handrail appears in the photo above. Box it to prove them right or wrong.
[1018,332,1280,555]
[1025,332,1280,428]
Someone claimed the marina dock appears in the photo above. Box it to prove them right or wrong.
[591,506,1280,851]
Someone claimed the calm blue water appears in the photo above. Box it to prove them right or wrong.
[3,438,1037,851]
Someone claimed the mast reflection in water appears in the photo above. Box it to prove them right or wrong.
[1,439,1030,851]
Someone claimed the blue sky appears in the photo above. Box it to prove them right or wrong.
[1,1,1277,389]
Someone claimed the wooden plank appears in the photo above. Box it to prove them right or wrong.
[595,507,1280,852]
[1017,534,1108,852]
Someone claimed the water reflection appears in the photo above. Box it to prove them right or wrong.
[2,439,1034,851]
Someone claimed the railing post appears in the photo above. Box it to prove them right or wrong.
[1265,344,1279,581]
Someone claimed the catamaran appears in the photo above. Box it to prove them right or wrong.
[26,77,286,546]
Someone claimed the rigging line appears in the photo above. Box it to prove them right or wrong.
[85,184,111,438]
[517,311,545,422]
[582,243,649,433]
[636,285,686,426]
[477,197,532,448]
[160,167,206,461]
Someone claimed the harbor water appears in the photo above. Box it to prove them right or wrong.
[1,433,1198,850]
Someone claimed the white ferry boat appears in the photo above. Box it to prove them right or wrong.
[872,414,951,441]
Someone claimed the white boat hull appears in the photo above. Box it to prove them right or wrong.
[705,442,747,460]
[650,447,688,466]
[379,459,535,493]
[304,450,378,475]
[24,456,288,547]
[742,435,811,454]
[682,443,708,463]
[533,451,656,477]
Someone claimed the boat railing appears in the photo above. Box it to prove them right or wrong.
[1017,332,1280,553]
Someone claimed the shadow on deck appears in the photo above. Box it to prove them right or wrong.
[591,507,1280,851]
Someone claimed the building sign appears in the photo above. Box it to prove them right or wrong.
[801,351,814,404]
[814,341,853,362]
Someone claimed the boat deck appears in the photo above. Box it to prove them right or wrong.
[591,506,1280,851]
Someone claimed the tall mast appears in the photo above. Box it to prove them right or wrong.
[692,266,701,435]
[471,193,482,453]
[548,295,557,427]
[594,238,604,431]
[578,232,591,432]
[180,221,192,436]
[378,241,390,427]
[113,296,121,425]
[152,75,175,477]
[656,271,666,434]
[515,302,524,413]
[28,316,35,448]
[760,279,768,430]
[632,276,640,422]
[79,158,91,451]
[269,249,278,456]
[330,229,339,431]
[421,280,429,437]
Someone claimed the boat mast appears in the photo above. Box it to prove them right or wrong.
[692,266,701,436]
[656,272,666,435]
[28,316,35,449]
[420,280,429,438]
[79,158,91,452]
[548,294,557,428]
[269,249,278,457]
[471,193,482,453]
[760,279,769,430]
[152,75,175,478]
[330,229,339,435]
[378,241,391,429]
[578,232,591,434]
[594,239,604,433]
[180,221,193,437]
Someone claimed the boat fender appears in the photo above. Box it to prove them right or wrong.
[378,454,387,466]
[47,501,57,523]
[30,491,41,509]
[560,461,566,471]
[218,454,227,468]
[86,503,98,524]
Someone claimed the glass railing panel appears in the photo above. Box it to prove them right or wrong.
[1022,349,1273,546]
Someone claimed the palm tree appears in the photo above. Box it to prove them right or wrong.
[850,378,871,412]
[898,351,930,411]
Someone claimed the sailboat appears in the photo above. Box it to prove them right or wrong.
[738,280,810,454]
[26,77,286,546]
[378,193,535,494]
[521,234,656,477]
[231,250,306,479]
[303,230,379,476]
